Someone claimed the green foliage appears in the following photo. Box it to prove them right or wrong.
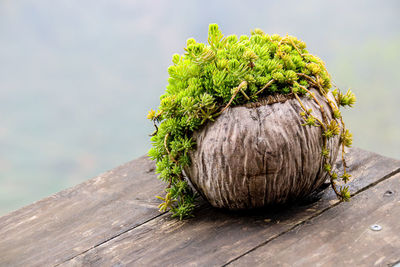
[340,186,351,201]
[333,89,357,107]
[302,116,317,127]
[341,129,353,147]
[148,24,355,219]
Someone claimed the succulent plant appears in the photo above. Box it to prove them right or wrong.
[148,24,355,219]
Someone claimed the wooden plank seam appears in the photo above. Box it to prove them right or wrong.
[223,166,400,266]
[58,166,400,266]
[54,212,167,266]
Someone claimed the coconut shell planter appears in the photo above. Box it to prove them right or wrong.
[148,24,355,219]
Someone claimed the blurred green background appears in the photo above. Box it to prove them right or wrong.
[0,0,399,215]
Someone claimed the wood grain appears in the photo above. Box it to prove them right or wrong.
[185,89,341,209]
[231,172,400,267]
[0,156,165,267]
[59,148,400,267]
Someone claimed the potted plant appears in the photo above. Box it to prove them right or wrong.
[148,24,355,219]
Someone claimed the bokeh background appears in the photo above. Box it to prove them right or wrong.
[1,0,399,215]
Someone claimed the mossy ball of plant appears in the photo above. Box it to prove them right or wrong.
[148,24,355,219]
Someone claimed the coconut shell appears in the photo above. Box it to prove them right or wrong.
[184,89,341,209]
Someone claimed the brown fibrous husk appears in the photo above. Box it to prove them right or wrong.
[184,89,340,209]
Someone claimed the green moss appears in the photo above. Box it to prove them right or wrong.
[148,24,355,219]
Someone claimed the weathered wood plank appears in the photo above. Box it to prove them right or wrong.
[60,148,400,267]
[0,156,165,267]
[231,172,400,266]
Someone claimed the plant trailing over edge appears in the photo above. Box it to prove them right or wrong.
[148,24,356,220]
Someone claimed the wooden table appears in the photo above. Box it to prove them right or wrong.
[1,148,399,266]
